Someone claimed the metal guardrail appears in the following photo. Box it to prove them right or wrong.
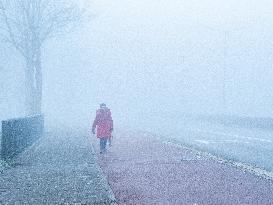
[1,115,44,160]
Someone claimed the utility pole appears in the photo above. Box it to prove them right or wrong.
[222,31,228,115]
[204,25,244,115]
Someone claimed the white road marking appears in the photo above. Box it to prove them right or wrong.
[195,139,250,144]
[195,140,210,144]
[192,128,272,143]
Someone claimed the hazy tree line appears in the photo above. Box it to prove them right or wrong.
[0,0,83,116]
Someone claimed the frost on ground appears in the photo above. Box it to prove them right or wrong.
[0,160,11,173]
[0,128,117,205]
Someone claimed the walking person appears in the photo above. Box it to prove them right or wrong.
[92,103,113,153]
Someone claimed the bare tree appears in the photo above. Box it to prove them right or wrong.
[0,0,83,115]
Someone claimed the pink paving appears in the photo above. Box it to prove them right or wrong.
[95,130,273,205]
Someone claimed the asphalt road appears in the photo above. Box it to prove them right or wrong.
[97,130,273,205]
[135,117,273,171]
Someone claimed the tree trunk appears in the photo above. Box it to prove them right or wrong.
[35,48,42,115]
[24,47,42,116]
[25,60,36,116]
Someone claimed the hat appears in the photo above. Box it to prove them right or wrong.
[100,103,106,108]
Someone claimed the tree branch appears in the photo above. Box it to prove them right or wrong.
[0,0,26,56]
[0,0,84,56]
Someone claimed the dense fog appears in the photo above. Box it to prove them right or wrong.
[1,0,273,130]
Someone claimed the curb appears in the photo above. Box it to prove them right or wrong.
[90,139,118,205]
[142,131,273,182]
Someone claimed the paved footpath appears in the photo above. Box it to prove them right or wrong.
[97,130,273,205]
[0,128,117,205]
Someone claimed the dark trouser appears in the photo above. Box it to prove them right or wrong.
[100,138,108,152]
[108,135,112,146]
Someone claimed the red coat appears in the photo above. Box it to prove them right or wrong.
[92,108,113,138]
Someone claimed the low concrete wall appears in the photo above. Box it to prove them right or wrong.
[1,115,44,160]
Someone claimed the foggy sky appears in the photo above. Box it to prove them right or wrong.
[1,0,273,129]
